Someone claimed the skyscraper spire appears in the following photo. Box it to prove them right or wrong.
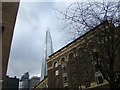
[44,28,54,60]
[40,28,54,81]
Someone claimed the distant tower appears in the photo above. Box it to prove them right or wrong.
[20,72,29,90]
[40,28,54,81]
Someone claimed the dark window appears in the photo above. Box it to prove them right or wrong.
[55,78,59,86]
[61,59,66,67]
[71,61,75,66]
[61,58,65,62]
[94,64,100,72]
[100,35,108,44]
[63,76,68,83]
[47,62,52,68]
[85,81,90,88]
[115,72,120,81]
[73,84,78,89]
[65,86,68,88]
[72,72,77,80]
[61,59,67,73]
[69,53,74,59]
[62,66,66,73]
[88,42,95,49]
[79,48,84,54]
[2,26,4,32]
[97,76,103,84]
[81,68,88,75]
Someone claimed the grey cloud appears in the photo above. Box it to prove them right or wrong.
[7,2,72,78]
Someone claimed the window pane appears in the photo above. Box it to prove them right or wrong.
[85,81,90,88]
[63,66,66,73]
[74,84,78,88]
[55,79,59,85]
[62,62,66,67]
[98,76,103,84]
[55,70,59,76]
[69,53,74,59]
[54,62,58,67]
[63,76,68,83]
[81,68,88,75]
[72,72,77,80]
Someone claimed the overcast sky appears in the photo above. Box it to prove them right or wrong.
[7,0,117,79]
[6,1,75,79]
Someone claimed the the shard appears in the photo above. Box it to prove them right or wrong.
[40,28,54,81]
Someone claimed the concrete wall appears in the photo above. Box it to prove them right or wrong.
[2,2,19,80]
[0,2,19,89]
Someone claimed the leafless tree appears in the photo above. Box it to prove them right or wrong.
[89,22,120,89]
[56,0,120,89]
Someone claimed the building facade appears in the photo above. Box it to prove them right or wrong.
[2,2,19,80]
[33,21,120,89]
[29,76,40,89]
[20,72,29,90]
[20,72,40,90]
[46,21,120,89]
[0,2,19,89]
[2,76,19,90]
[33,77,48,89]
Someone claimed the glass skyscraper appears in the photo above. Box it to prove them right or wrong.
[40,28,53,81]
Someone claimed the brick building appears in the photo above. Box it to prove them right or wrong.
[33,76,48,89]
[47,21,120,89]
[33,21,120,89]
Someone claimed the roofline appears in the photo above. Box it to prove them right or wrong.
[49,20,109,58]
[32,76,48,89]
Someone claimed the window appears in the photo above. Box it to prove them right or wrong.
[69,53,74,59]
[100,35,108,43]
[93,48,96,52]
[1,26,4,33]
[81,68,88,75]
[55,78,59,85]
[61,58,66,67]
[79,48,84,54]
[96,76,103,84]
[88,42,95,49]
[63,76,68,83]
[94,71,104,84]
[62,66,66,73]
[72,72,77,80]
[61,58,67,73]
[55,70,59,76]
[54,62,58,68]
[85,81,90,88]
[94,64,100,72]
[115,72,120,81]
[62,62,66,67]
[92,62,100,72]
[71,61,75,66]
[63,82,68,88]
[61,58,65,62]
[64,86,68,88]
[73,84,78,89]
